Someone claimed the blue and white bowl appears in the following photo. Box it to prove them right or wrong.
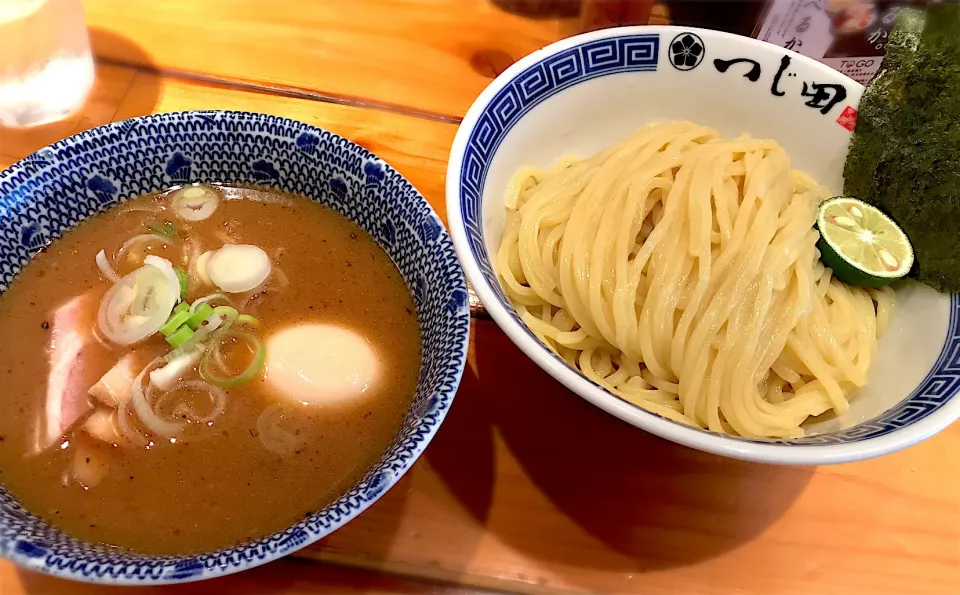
[446,26,960,465]
[0,111,470,583]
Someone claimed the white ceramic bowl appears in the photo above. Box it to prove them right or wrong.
[446,26,960,465]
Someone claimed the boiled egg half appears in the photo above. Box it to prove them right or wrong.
[264,324,380,405]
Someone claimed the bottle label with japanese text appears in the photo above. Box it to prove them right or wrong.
[753,0,916,84]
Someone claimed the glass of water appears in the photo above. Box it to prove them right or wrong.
[0,0,95,127]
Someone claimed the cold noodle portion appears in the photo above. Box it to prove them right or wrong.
[497,121,894,439]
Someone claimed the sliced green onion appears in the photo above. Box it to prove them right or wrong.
[97,264,178,345]
[200,329,265,388]
[206,245,272,293]
[165,325,195,348]
[150,346,203,391]
[165,313,223,362]
[96,249,120,283]
[117,233,170,263]
[174,267,189,301]
[160,310,192,337]
[190,293,230,314]
[214,306,239,324]
[145,221,177,239]
[172,186,219,222]
[237,314,260,328]
[174,301,189,314]
[186,303,215,329]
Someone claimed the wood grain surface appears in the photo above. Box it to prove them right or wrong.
[1,4,959,591]
[0,557,485,595]
[2,64,960,595]
[1,64,458,220]
[82,0,583,120]
[305,321,960,595]
[0,63,135,169]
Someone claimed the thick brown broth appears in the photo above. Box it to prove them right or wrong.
[0,186,421,554]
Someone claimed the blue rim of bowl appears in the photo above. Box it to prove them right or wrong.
[0,111,471,583]
[447,25,960,462]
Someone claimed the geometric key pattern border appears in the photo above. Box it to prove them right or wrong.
[459,34,659,299]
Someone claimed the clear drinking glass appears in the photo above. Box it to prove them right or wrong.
[0,0,94,127]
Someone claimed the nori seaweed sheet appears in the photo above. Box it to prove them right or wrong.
[843,3,960,292]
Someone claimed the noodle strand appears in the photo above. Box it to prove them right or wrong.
[496,121,889,438]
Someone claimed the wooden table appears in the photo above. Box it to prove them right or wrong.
[1,1,959,594]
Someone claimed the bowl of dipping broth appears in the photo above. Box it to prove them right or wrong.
[0,111,469,583]
[446,25,960,465]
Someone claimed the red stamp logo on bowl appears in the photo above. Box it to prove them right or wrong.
[836,106,858,132]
